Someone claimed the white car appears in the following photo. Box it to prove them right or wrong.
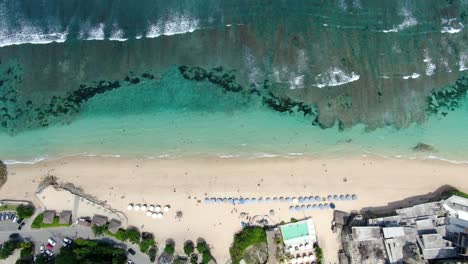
[45,249,54,257]
[40,245,44,253]
[47,238,57,247]
[62,237,73,246]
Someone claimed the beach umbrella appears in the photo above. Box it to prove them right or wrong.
[251,198,257,204]
[204,198,209,204]
[291,258,297,264]
[155,205,161,212]
[141,204,147,211]
[134,204,140,211]
[228,198,234,204]
[265,197,271,203]
[319,204,324,210]
[152,213,158,219]
[339,194,345,200]
[163,205,170,212]
[234,198,239,204]
[303,255,309,262]
[292,197,298,204]
[297,256,303,263]
[127,204,133,211]
[298,197,304,203]
[289,206,296,212]
[239,198,245,205]
[313,204,318,210]
[146,211,152,217]
[299,244,305,251]
[286,197,292,203]
[303,197,309,203]
[346,194,351,200]
[309,196,315,202]
[273,197,279,203]
[301,205,306,210]
[330,203,336,209]
[333,195,339,200]
[305,243,313,250]
[258,197,264,203]
[279,197,285,202]
[295,205,301,211]
[244,198,250,204]
[309,254,317,261]
[149,205,155,211]
[315,196,321,202]
[324,203,330,209]
[210,198,216,203]
[327,195,333,201]
[352,194,358,200]
[217,198,223,204]
[307,205,312,210]
[223,198,228,203]
[157,212,163,219]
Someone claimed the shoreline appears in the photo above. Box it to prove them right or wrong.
[2,155,468,263]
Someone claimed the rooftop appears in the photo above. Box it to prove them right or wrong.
[382,227,405,239]
[91,214,108,226]
[280,218,317,248]
[59,210,72,225]
[352,226,382,241]
[108,219,122,234]
[43,210,56,224]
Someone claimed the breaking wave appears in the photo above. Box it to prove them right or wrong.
[314,67,360,88]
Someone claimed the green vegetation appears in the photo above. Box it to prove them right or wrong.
[54,238,127,264]
[16,204,35,219]
[448,189,468,199]
[31,213,71,229]
[0,204,17,212]
[14,242,34,264]
[230,227,267,264]
[92,224,108,236]
[290,218,299,223]
[0,240,21,259]
[184,241,194,255]
[164,243,175,255]
[148,246,157,263]
[315,246,324,264]
[0,160,7,188]
[197,241,213,264]
[139,235,155,253]
[125,228,141,244]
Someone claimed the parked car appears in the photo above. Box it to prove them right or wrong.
[12,215,18,222]
[17,222,25,230]
[40,245,45,253]
[62,237,73,246]
[46,243,54,250]
[9,213,16,220]
[127,248,136,255]
[45,249,54,257]
[47,238,57,247]
[9,233,19,239]
[127,260,135,264]
[16,218,24,224]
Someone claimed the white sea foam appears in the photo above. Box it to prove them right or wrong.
[402,75,411,80]
[402,73,420,80]
[289,75,305,89]
[3,156,47,165]
[423,50,436,76]
[460,52,468,71]
[382,6,417,33]
[0,25,68,47]
[109,24,127,41]
[85,23,105,40]
[146,13,199,38]
[440,18,464,34]
[314,67,360,88]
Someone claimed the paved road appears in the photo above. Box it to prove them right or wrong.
[0,226,151,264]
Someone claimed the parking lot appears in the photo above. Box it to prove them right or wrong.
[0,211,22,232]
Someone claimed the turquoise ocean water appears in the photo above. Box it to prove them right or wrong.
[0,0,467,163]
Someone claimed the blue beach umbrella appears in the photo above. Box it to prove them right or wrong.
[339,195,345,200]
[346,194,352,200]
[258,197,264,203]
[295,205,301,211]
[315,196,322,202]
[313,204,318,210]
[204,198,209,204]
[273,197,279,203]
[299,197,304,203]
[307,205,313,210]
[289,206,296,212]
[318,204,324,210]
[330,203,336,209]
[279,197,285,202]
[309,196,315,202]
[239,198,245,205]
[244,198,250,204]
[352,194,358,200]
[217,198,223,204]
[210,198,216,203]
[303,197,310,203]
[334,195,339,200]
[228,198,234,204]
[301,205,306,210]
[285,197,292,203]
[265,197,271,203]
[251,198,257,204]
[234,198,239,204]
[327,195,333,201]
[324,203,330,209]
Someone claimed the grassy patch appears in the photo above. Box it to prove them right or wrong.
[31,213,71,229]
[229,227,267,264]
[448,190,468,199]
[0,205,17,212]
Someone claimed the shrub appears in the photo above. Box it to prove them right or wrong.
[229,227,267,264]
[19,242,33,258]
[16,205,34,219]
[0,240,21,259]
[148,246,157,262]
[140,237,155,253]
[315,246,324,264]
[31,213,71,229]
[164,243,175,255]
[55,239,126,264]
[184,241,194,255]
[91,224,108,236]
[126,228,141,244]
[201,250,214,264]
[0,160,7,188]
[114,229,128,241]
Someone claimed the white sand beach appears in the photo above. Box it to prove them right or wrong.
[2,156,468,263]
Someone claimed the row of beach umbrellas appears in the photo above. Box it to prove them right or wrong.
[127,204,170,213]
[204,194,357,205]
[289,203,336,212]
[290,254,316,264]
